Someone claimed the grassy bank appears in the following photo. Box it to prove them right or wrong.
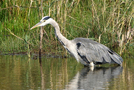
[0,0,134,56]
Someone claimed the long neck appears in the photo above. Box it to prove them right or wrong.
[50,19,70,46]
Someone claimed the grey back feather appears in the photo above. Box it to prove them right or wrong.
[73,38,123,65]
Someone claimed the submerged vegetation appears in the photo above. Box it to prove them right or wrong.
[0,0,134,57]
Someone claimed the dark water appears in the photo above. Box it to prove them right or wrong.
[0,55,134,90]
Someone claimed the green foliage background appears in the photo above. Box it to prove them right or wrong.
[0,0,134,56]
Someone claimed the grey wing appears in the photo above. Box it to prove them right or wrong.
[76,42,123,65]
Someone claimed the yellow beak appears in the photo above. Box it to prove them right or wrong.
[30,21,42,30]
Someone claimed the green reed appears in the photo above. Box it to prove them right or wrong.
[0,0,133,56]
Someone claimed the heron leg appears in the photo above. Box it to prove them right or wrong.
[89,62,94,67]
[89,62,95,71]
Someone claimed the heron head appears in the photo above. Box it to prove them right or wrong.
[30,16,51,30]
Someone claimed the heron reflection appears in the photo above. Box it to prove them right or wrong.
[64,66,123,90]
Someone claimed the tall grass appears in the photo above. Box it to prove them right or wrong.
[0,0,134,56]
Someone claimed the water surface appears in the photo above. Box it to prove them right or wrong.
[0,55,134,90]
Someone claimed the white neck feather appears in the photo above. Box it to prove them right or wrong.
[49,19,70,46]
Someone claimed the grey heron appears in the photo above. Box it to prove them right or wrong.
[31,16,123,67]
